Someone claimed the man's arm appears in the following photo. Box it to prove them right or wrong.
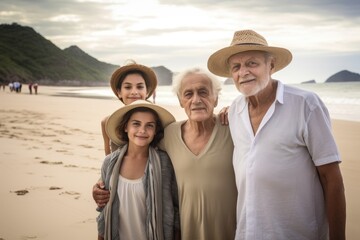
[317,162,346,240]
[93,179,110,208]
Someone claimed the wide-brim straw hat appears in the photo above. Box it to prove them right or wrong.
[208,29,292,77]
[106,100,175,146]
[110,63,157,102]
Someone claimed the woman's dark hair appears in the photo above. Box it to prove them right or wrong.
[116,70,150,91]
[115,107,164,147]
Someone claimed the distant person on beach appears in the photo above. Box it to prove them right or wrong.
[96,100,179,240]
[93,68,237,239]
[33,83,38,94]
[28,82,33,94]
[100,61,157,156]
[152,90,156,103]
[9,82,14,92]
[13,81,20,93]
[208,29,346,240]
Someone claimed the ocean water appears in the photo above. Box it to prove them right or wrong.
[73,82,360,122]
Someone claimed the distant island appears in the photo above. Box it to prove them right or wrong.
[302,80,317,84]
[0,23,359,86]
[300,70,360,84]
[325,70,360,83]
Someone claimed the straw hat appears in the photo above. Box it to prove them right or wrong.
[110,63,157,102]
[106,100,175,146]
[207,29,292,77]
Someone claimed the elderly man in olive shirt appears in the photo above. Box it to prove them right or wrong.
[93,68,237,240]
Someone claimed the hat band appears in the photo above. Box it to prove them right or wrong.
[234,43,266,46]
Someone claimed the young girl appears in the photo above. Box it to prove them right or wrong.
[101,61,157,155]
[97,100,180,240]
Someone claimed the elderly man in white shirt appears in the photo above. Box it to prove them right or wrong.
[208,29,346,240]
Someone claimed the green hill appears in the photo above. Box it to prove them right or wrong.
[0,23,119,86]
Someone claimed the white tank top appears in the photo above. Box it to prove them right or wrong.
[117,175,146,240]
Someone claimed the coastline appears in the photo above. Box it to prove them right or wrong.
[0,85,359,239]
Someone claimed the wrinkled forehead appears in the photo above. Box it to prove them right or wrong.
[228,50,268,63]
[180,73,212,91]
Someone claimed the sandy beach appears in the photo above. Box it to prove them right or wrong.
[0,85,359,239]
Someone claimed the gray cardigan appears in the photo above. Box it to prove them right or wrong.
[97,146,180,240]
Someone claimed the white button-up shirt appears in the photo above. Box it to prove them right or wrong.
[229,81,340,240]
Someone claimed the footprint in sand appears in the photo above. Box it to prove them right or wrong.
[40,160,63,165]
[41,133,56,137]
[81,218,96,224]
[56,149,68,153]
[79,144,93,148]
[12,189,29,196]
[60,191,81,199]
[64,164,78,168]
[22,235,37,239]
[60,191,80,195]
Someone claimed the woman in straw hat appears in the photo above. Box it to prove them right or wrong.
[101,60,157,156]
[208,29,345,240]
[94,61,157,214]
[96,100,180,240]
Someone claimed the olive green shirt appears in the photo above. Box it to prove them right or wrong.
[163,117,237,240]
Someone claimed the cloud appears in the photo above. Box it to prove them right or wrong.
[160,0,360,18]
[0,0,359,83]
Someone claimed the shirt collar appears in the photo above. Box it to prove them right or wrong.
[276,80,284,104]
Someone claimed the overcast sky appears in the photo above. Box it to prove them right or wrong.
[1,0,359,83]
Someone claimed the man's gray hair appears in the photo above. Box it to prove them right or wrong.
[172,67,222,97]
